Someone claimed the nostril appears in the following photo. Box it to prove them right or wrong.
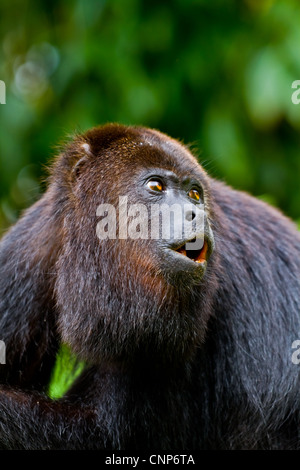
[185,210,196,222]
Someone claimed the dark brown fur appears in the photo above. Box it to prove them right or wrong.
[0,124,300,449]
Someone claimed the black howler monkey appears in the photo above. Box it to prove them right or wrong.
[0,123,300,450]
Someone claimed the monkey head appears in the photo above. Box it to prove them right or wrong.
[52,124,218,366]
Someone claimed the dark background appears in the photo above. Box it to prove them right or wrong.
[0,0,300,232]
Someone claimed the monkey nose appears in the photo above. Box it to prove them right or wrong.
[185,210,196,222]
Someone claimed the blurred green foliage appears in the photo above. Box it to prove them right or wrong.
[48,344,85,399]
[0,0,300,233]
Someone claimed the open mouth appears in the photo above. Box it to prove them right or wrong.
[175,238,208,264]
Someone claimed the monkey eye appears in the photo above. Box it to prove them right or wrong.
[147,179,164,192]
[188,189,201,202]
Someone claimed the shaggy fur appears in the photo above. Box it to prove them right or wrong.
[0,124,300,449]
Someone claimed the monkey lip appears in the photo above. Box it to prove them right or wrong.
[174,238,209,264]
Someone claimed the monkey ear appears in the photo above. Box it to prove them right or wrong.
[72,142,93,180]
[72,156,88,180]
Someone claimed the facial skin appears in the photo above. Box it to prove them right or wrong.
[130,166,215,285]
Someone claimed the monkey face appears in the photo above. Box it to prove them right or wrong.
[68,125,215,286]
[135,166,215,285]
